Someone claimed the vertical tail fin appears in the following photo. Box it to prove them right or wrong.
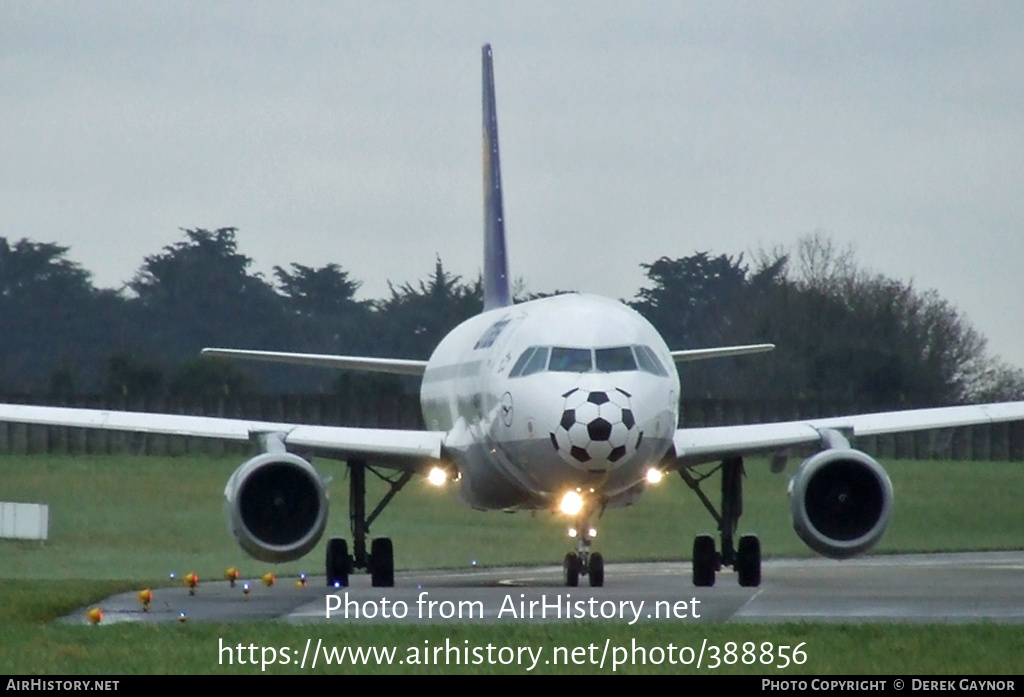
[482,44,512,311]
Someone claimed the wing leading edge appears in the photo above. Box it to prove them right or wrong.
[0,403,443,470]
[673,400,1024,464]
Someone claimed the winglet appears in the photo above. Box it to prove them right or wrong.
[482,44,512,311]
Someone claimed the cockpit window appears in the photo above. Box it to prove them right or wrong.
[595,346,637,372]
[521,346,549,376]
[509,347,537,377]
[509,344,668,377]
[509,346,550,377]
[549,347,593,373]
[634,344,669,376]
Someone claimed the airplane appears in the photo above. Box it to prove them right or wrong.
[3,44,1024,590]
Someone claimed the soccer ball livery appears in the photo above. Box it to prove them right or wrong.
[549,388,642,467]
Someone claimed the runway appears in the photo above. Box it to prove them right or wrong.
[64,551,1024,625]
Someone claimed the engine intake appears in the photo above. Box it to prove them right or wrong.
[788,448,893,559]
[223,452,329,563]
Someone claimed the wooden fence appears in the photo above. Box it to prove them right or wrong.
[0,395,1022,461]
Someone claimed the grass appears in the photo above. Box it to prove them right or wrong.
[2,454,1023,580]
[1,453,1023,674]
[1,613,1023,674]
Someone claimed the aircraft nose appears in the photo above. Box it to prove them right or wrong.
[548,387,643,470]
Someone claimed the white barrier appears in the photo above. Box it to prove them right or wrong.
[0,502,49,540]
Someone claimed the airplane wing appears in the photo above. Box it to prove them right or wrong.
[0,403,444,469]
[672,401,1024,465]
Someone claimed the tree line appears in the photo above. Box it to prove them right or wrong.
[1,228,1021,408]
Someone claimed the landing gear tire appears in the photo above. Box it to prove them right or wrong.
[563,552,580,587]
[692,534,716,587]
[326,537,350,587]
[370,537,395,587]
[737,534,761,587]
[588,552,605,587]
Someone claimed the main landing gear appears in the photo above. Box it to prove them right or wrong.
[326,458,410,588]
[562,512,605,588]
[679,456,761,587]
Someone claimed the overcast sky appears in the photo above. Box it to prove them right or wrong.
[3,2,1022,368]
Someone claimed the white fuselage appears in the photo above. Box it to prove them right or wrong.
[420,293,679,511]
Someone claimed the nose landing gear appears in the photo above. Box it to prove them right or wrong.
[563,516,605,587]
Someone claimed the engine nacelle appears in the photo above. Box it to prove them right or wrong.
[788,448,893,559]
[223,452,329,563]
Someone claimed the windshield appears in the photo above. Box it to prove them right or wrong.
[548,347,593,372]
[509,345,666,377]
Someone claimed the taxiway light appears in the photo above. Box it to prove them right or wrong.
[225,567,239,587]
[243,583,251,600]
[138,589,152,611]
[560,491,584,515]
[87,607,102,625]
[646,468,663,484]
[178,611,187,623]
[428,467,447,486]
[295,573,307,588]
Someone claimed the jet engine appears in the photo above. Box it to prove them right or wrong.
[788,448,893,559]
[223,452,329,563]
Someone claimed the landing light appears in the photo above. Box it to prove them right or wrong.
[646,468,663,484]
[560,491,584,515]
[428,467,447,486]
